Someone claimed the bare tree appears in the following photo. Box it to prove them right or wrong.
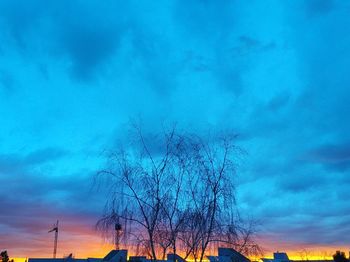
[298,248,311,261]
[216,219,263,257]
[96,125,189,260]
[95,124,261,260]
[179,134,240,262]
[178,209,207,261]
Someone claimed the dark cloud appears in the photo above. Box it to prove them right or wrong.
[0,0,126,81]
[25,148,68,165]
[307,144,350,162]
[305,0,335,16]
[277,172,327,193]
[303,144,350,172]
[0,148,68,174]
[0,0,46,50]
[267,93,290,112]
[57,18,123,81]
[0,70,16,93]
[234,36,276,56]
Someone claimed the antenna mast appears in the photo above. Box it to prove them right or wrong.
[48,220,59,258]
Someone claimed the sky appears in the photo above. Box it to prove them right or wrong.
[0,0,350,259]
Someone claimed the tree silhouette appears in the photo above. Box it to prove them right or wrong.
[95,123,261,261]
[0,251,14,262]
[333,251,348,262]
[1,251,9,262]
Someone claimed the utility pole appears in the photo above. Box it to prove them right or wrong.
[48,220,59,258]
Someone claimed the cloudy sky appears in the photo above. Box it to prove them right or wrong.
[1,0,350,259]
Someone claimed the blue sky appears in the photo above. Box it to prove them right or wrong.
[1,0,350,258]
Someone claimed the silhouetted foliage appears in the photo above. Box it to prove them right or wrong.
[333,251,349,262]
[0,251,9,262]
[0,251,14,262]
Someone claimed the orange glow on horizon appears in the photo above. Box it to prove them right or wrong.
[12,258,27,262]
[10,246,344,261]
[10,253,337,262]
[6,232,346,262]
